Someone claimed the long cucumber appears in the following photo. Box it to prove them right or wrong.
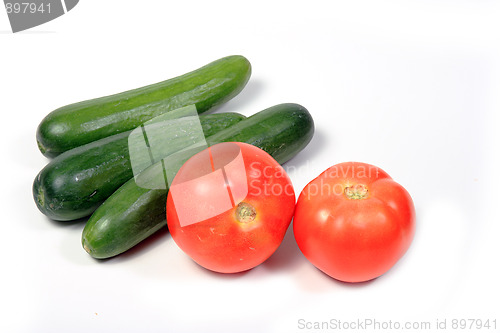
[36,55,251,157]
[82,103,315,259]
[33,112,246,221]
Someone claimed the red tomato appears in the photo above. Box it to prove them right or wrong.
[166,142,295,273]
[293,162,415,282]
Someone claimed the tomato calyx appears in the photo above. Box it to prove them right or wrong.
[344,183,369,200]
[235,202,257,223]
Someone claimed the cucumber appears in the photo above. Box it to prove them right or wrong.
[37,55,251,157]
[33,112,246,221]
[82,103,315,259]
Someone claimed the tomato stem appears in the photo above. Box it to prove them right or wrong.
[236,202,256,223]
[344,184,369,200]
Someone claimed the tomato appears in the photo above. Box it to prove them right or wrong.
[293,162,415,282]
[166,142,295,273]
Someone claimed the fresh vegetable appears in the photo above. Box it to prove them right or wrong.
[167,142,296,273]
[82,103,314,259]
[33,112,246,221]
[36,55,252,157]
[293,162,416,283]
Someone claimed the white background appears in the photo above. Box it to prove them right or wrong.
[1,1,499,332]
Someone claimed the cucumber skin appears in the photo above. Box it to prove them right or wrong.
[82,103,315,259]
[33,113,246,221]
[37,55,251,157]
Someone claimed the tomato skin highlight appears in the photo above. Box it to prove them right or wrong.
[167,142,295,273]
[293,162,415,283]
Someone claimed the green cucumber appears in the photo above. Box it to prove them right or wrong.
[37,55,251,157]
[33,112,246,221]
[82,103,315,259]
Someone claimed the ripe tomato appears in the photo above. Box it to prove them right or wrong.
[166,142,295,273]
[293,162,415,282]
